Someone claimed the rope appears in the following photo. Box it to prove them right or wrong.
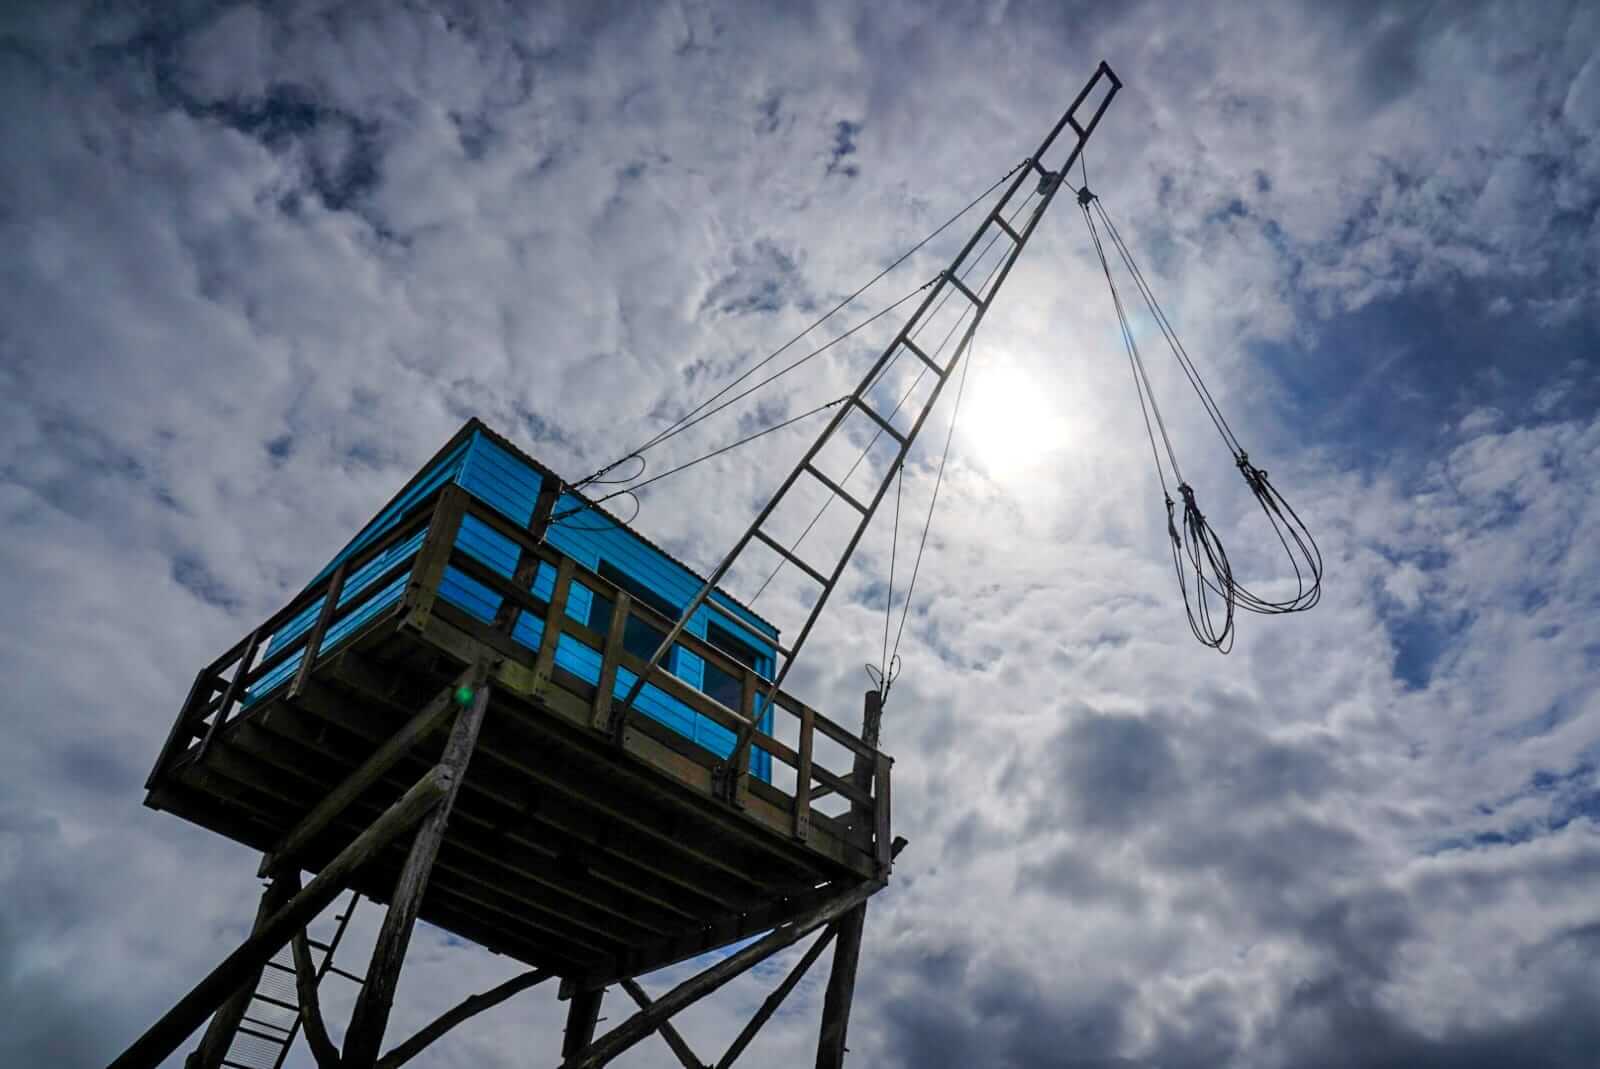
[887,324,979,681]
[568,160,1032,491]
[548,397,848,527]
[1078,184,1324,650]
[877,464,904,691]
[754,186,1036,604]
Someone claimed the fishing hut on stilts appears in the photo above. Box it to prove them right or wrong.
[113,60,1338,1068]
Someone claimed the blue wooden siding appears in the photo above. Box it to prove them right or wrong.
[249,427,778,781]
[453,433,776,781]
[249,527,428,704]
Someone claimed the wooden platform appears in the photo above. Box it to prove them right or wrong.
[146,484,892,988]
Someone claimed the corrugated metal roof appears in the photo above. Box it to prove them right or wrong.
[454,418,781,636]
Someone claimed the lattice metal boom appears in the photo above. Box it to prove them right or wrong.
[612,62,1122,784]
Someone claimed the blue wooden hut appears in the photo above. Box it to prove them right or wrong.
[245,420,779,783]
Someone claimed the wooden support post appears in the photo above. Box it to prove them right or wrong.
[402,485,469,634]
[109,769,451,1069]
[565,879,884,1069]
[620,980,706,1069]
[814,904,867,1069]
[262,668,474,877]
[593,592,632,732]
[341,660,494,1068]
[532,558,576,690]
[185,874,296,1069]
[816,689,886,1069]
[562,986,606,1060]
[715,925,837,1069]
[289,558,349,700]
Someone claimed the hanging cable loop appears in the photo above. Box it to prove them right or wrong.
[1081,188,1324,650]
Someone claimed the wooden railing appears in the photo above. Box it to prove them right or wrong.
[151,482,893,871]
[146,492,440,791]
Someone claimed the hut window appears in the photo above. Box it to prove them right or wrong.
[594,561,678,668]
[702,621,766,712]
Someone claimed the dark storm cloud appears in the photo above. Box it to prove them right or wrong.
[1032,708,1184,834]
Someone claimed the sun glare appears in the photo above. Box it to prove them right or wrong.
[958,359,1071,477]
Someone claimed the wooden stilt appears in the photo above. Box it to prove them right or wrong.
[814,904,866,1069]
[342,661,495,1067]
[109,768,451,1069]
[562,986,606,1059]
[620,979,706,1069]
[567,878,883,1069]
[262,667,474,877]
[377,968,554,1069]
[816,690,884,1069]
[716,924,838,1069]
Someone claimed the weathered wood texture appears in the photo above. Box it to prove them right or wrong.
[815,903,867,1069]
[564,878,885,1069]
[620,980,706,1069]
[343,664,493,1067]
[261,669,469,877]
[716,925,837,1069]
[817,690,887,1068]
[110,769,449,1069]
[143,480,896,1049]
[376,968,554,1069]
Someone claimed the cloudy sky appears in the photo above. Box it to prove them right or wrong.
[4,1,1599,1066]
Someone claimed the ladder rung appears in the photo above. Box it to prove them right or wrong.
[305,937,331,951]
[991,212,1022,244]
[235,1024,290,1046]
[250,992,299,1013]
[241,1014,293,1036]
[848,397,907,445]
[752,530,830,587]
[222,1060,264,1069]
[1069,115,1085,136]
[327,965,367,984]
[803,464,868,515]
[945,272,984,308]
[262,959,295,975]
[900,337,944,377]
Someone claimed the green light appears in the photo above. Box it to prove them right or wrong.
[454,685,476,706]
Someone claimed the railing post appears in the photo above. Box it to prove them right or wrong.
[793,700,814,840]
[875,752,893,874]
[402,485,469,634]
[288,558,348,701]
[593,592,633,733]
[147,669,221,790]
[197,629,263,762]
[492,471,561,635]
[533,558,576,693]
[730,669,760,808]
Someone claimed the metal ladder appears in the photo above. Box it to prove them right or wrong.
[219,891,365,1069]
[613,62,1123,780]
